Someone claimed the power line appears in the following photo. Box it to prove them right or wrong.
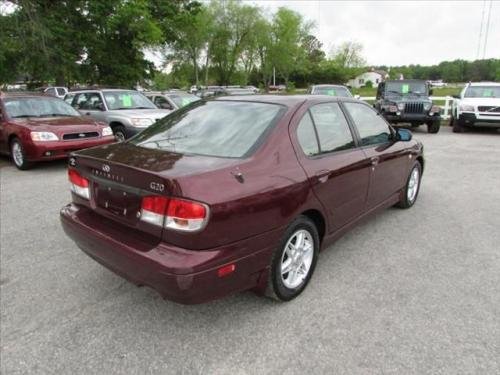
[482,0,493,59]
[476,0,486,59]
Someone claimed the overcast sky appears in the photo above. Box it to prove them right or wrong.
[246,0,499,66]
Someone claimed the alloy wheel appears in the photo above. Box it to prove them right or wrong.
[280,229,314,289]
[407,167,420,203]
[11,141,24,167]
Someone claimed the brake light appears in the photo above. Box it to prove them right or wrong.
[139,196,208,231]
[165,198,208,231]
[68,169,90,199]
[140,196,169,227]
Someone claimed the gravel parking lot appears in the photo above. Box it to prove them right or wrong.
[1,126,499,374]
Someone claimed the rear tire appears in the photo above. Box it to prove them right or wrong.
[396,161,422,209]
[265,216,319,302]
[113,126,127,142]
[10,138,31,170]
[427,120,440,133]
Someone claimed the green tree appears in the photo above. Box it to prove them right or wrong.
[269,8,309,86]
[208,0,262,85]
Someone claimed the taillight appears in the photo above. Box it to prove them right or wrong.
[139,196,209,232]
[165,198,208,232]
[140,196,169,227]
[68,169,90,199]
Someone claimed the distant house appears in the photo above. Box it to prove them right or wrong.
[346,69,388,89]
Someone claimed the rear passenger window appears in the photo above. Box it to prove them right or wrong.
[296,112,319,156]
[309,103,355,153]
[344,102,391,146]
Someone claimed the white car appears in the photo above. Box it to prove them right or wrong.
[42,86,68,99]
[450,82,500,133]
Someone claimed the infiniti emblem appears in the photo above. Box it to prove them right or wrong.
[102,164,111,172]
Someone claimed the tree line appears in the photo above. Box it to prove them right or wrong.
[1,0,498,90]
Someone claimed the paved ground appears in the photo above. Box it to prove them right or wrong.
[1,126,499,375]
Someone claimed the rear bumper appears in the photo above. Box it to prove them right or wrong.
[60,203,278,304]
[26,136,116,161]
[459,113,500,128]
[384,113,440,124]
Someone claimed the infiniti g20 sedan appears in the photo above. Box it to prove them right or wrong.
[60,95,424,304]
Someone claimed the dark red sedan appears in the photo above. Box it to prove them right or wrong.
[0,93,116,169]
[60,96,424,304]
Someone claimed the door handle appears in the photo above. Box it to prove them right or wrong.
[370,156,380,166]
[315,170,329,183]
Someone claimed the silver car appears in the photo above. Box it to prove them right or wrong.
[145,91,201,111]
[308,84,353,97]
[65,89,171,141]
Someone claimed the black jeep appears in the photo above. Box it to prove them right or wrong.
[374,79,441,133]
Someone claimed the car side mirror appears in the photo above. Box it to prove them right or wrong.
[396,128,412,142]
[452,94,460,99]
[429,89,434,96]
[354,94,361,100]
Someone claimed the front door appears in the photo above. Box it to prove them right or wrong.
[343,101,410,209]
[292,102,371,233]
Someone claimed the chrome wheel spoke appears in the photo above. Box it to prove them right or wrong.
[280,229,314,289]
[281,258,293,275]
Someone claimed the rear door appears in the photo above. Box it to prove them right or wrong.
[343,101,410,209]
[291,101,371,233]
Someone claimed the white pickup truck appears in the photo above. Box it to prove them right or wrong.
[450,82,500,133]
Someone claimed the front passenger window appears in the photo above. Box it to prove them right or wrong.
[344,102,391,146]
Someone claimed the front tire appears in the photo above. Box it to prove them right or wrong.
[266,216,319,302]
[427,120,440,133]
[10,138,31,170]
[452,116,465,133]
[113,125,127,142]
[396,161,422,209]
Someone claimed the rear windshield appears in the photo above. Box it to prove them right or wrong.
[312,86,352,97]
[130,101,285,158]
[464,86,500,98]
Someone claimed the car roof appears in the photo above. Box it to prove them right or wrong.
[69,88,138,94]
[385,79,426,83]
[467,82,500,87]
[311,84,348,88]
[0,92,56,99]
[214,94,357,107]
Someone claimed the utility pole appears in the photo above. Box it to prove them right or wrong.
[273,67,276,86]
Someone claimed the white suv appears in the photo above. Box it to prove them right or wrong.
[450,82,500,133]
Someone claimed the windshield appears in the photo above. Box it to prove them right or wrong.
[130,101,285,158]
[103,91,156,110]
[464,86,500,98]
[385,81,427,96]
[4,97,81,118]
[167,93,201,108]
[312,86,352,97]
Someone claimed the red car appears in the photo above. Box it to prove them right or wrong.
[0,93,116,169]
[60,96,424,304]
